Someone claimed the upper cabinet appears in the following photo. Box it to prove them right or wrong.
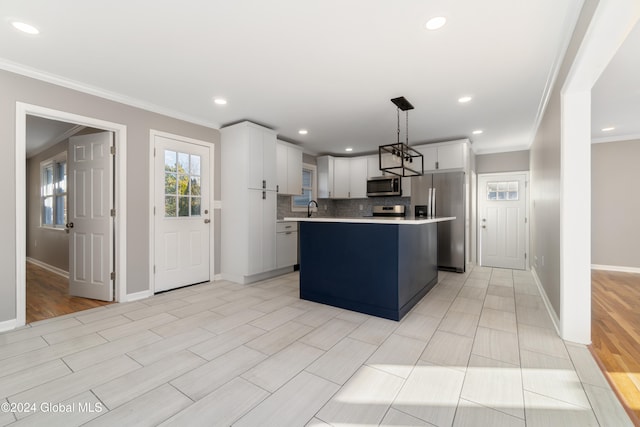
[413,140,468,171]
[276,140,303,195]
[317,155,368,199]
[221,122,278,191]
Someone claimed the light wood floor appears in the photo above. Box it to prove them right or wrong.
[0,267,631,425]
[26,262,113,324]
[591,269,640,425]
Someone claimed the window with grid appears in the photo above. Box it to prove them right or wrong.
[487,181,519,201]
[292,164,317,211]
[164,150,202,217]
[41,154,67,228]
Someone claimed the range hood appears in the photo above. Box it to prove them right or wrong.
[378,96,423,177]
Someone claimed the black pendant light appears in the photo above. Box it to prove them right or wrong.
[378,97,423,177]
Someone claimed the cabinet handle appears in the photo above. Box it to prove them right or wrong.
[262,191,266,200]
[436,161,439,169]
[262,180,266,189]
[285,232,292,235]
[276,185,279,193]
[348,191,351,198]
[285,225,292,229]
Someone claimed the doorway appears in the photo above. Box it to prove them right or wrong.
[15,102,127,328]
[25,118,116,322]
[478,172,529,270]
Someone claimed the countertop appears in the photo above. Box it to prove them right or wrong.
[283,216,455,225]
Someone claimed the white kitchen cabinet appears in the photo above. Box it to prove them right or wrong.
[367,154,382,178]
[276,221,298,269]
[221,121,280,284]
[413,140,468,172]
[247,190,277,275]
[349,157,367,198]
[317,155,334,198]
[276,140,303,195]
[414,145,437,171]
[333,157,350,198]
[318,155,367,199]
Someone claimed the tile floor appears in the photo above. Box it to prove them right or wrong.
[0,266,633,426]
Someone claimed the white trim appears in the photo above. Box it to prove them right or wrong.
[531,267,562,338]
[0,319,18,333]
[15,102,127,330]
[591,264,640,274]
[149,129,215,295]
[213,200,222,209]
[591,132,640,144]
[26,257,69,279]
[0,58,220,131]
[123,290,153,303]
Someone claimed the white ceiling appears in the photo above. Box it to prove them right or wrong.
[3,0,634,157]
[25,115,82,158]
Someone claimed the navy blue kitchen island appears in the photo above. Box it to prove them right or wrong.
[286,216,454,321]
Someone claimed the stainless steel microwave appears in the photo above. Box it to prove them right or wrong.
[367,176,401,197]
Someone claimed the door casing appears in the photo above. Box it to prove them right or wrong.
[15,102,127,328]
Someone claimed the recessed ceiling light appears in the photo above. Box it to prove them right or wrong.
[213,98,227,105]
[458,96,472,103]
[298,129,308,135]
[345,147,353,152]
[425,17,447,30]
[601,127,615,132]
[472,130,483,135]
[12,21,39,35]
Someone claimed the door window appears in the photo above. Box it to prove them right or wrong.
[164,150,202,217]
[487,181,519,201]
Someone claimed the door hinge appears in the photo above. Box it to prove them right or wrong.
[525,253,527,260]
[153,206,156,215]
[110,146,116,155]
[110,208,116,217]
[525,217,528,223]
[154,147,156,157]
[110,271,115,281]
[153,265,156,274]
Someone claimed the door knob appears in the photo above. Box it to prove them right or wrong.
[482,225,486,229]
[66,222,74,228]
[204,219,211,224]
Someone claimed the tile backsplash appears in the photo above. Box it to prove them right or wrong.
[277,195,410,219]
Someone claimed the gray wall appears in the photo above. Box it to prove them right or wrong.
[529,0,599,319]
[1,69,220,323]
[26,139,69,271]
[476,150,529,174]
[591,139,640,268]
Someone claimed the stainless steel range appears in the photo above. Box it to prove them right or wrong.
[372,205,406,218]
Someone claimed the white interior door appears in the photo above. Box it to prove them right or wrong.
[68,132,114,301]
[479,173,527,270]
[154,136,211,292]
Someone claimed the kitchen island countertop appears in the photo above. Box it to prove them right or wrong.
[284,216,455,225]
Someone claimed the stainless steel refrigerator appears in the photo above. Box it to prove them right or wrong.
[410,171,465,273]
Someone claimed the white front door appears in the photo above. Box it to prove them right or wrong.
[68,132,114,301]
[478,173,527,270]
[154,135,211,292]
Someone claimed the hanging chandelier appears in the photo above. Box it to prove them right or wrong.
[379,96,423,177]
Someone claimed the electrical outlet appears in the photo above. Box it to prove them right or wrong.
[323,204,327,211]
[541,255,545,267]
[359,204,363,211]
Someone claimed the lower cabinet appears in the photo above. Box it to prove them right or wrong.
[276,221,298,269]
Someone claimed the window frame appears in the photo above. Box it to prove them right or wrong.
[40,151,68,230]
[291,163,317,212]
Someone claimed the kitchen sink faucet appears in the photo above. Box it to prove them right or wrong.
[307,200,318,218]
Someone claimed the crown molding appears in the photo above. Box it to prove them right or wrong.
[0,58,221,130]
[591,132,640,144]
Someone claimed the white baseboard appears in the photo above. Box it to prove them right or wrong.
[123,290,152,302]
[26,257,69,279]
[531,267,561,336]
[591,264,640,274]
[0,318,17,333]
